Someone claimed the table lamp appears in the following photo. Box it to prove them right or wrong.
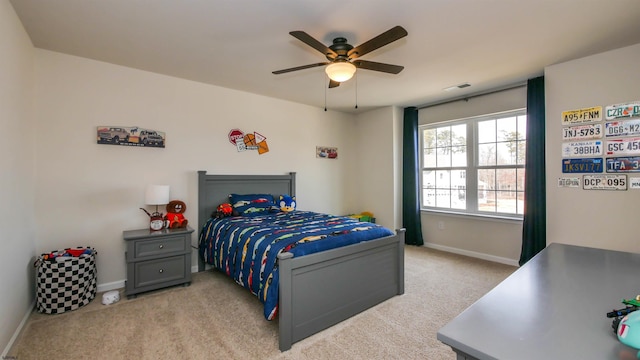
[140,185,170,231]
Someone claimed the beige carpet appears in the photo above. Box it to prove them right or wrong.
[9,246,515,360]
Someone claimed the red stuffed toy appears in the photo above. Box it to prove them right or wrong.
[165,200,188,228]
[214,203,234,219]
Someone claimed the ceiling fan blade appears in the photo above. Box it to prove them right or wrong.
[289,31,338,58]
[272,62,329,74]
[328,79,340,88]
[353,60,404,74]
[348,26,408,59]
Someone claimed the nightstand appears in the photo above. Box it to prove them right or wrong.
[123,226,194,299]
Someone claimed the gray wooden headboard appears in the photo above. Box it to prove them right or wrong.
[196,171,296,270]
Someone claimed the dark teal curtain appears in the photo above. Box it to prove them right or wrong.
[403,107,424,246]
[519,76,546,265]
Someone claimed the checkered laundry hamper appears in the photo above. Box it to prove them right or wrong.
[35,247,97,314]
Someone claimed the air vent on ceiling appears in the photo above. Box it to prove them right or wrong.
[444,83,471,91]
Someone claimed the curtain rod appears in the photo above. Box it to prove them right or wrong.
[417,82,527,110]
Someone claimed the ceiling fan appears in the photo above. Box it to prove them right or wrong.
[272,26,408,88]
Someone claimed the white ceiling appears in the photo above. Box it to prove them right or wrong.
[10,0,640,114]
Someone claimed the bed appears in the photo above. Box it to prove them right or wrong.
[197,171,405,351]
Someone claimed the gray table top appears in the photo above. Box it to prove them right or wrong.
[437,243,640,360]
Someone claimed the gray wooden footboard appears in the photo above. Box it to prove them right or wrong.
[196,171,405,351]
[277,228,405,351]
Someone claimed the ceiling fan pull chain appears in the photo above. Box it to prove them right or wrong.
[355,73,358,109]
[324,74,328,111]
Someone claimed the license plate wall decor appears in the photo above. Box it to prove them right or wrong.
[606,157,640,173]
[558,177,580,188]
[605,137,640,156]
[562,124,602,141]
[605,119,640,138]
[583,174,627,190]
[562,158,603,173]
[561,106,602,125]
[561,140,603,158]
[605,102,640,120]
[559,102,639,191]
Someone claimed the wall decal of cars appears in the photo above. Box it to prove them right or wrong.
[316,146,338,159]
[97,126,165,148]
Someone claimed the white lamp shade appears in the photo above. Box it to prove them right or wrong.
[145,185,170,205]
[325,62,356,82]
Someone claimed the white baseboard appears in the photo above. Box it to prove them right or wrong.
[422,242,519,267]
[2,300,35,358]
[97,280,125,293]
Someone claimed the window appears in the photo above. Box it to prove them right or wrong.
[420,110,527,218]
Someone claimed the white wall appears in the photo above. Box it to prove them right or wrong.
[32,50,359,288]
[353,106,402,230]
[418,86,528,265]
[545,43,640,253]
[0,1,36,356]
[416,43,640,262]
[2,11,403,351]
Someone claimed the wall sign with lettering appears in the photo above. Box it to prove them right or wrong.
[228,128,269,155]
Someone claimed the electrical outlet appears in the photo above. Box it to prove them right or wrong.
[438,221,445,230]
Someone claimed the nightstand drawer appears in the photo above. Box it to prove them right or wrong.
[134,235,186,258]
[134,255,186,289]
[123,226,193,298]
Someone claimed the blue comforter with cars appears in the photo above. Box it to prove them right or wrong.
[198,210,394,320]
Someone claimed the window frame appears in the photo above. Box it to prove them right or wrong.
[419,109,527,220]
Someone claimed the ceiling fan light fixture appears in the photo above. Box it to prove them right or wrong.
[325,62,356,82]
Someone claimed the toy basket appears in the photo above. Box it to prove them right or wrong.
[35,247,97,314]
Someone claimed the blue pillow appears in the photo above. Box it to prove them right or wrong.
[229,193,276,216]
